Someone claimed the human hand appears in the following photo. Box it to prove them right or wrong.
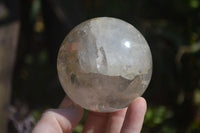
[32,96,147,133]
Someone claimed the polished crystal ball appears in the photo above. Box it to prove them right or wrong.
[57,17,152,112]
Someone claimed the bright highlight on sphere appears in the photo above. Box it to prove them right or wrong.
[57,17,152,112]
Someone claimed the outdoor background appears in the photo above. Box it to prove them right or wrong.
[0,0,200,133]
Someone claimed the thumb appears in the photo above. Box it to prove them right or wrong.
[32,96,84,133]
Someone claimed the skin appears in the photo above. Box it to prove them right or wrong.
[32,96,147,133]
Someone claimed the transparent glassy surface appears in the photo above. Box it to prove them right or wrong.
[57,17,152,112]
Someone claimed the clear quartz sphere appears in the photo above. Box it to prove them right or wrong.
[57,17,152,112]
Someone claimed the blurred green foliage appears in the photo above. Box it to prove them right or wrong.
[7,0,200,132]
[73,124,84,133]
[144,106,173,127]
[31,110,43,123]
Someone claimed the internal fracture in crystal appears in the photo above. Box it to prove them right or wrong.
[57,17,152,112]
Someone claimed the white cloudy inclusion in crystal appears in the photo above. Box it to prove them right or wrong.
[57,17,152,112]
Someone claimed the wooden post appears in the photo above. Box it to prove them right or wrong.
[0,21,20,133]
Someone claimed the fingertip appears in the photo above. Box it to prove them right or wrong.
[120,97,147,133]
[59,96,73,108]
[130,97,147,112]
